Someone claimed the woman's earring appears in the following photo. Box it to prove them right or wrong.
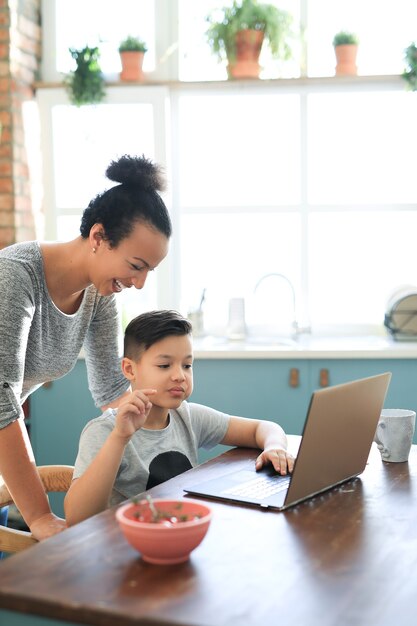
[92,247,96,253]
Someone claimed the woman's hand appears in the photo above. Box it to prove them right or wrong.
[255,448,295,475]
[29,512,67,541]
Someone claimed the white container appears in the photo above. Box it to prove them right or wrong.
[227,298,246,340]
[188,310,205,338]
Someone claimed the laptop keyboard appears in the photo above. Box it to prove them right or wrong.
[222,474,291,500]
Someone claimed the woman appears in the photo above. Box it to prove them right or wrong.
[0,154,171,541]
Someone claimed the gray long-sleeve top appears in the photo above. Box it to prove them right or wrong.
[0,241,130,428]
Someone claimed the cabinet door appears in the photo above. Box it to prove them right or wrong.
[309,359,417,443]
[30,360,99,465]
[192,359,310,462]
[30,361,99,517]
[309,359,392,391]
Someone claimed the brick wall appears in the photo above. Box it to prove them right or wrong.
[0,0,41,249]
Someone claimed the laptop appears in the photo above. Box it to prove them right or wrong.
[184,372,391,511]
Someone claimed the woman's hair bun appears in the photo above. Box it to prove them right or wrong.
[105,154,166,192]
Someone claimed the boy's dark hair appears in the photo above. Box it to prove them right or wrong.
[124,310,192,360]
[80,155,172,247]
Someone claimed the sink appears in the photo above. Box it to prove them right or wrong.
[194,333,398,352]
[244,336,298,347]
[197,335,298,348]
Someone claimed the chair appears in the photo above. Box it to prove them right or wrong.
[0,465,74,553]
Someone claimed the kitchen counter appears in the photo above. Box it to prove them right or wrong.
[193,334,417,359]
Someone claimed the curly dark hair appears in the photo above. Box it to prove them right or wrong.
[124,310,192,360]
[80,155,172,247]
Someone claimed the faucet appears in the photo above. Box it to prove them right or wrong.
[253,272,300,338]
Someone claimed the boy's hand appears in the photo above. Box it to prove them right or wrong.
[255,447,295,475]
[113,389,157,440]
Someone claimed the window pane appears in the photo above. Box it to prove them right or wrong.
[52,103,155,209]
[309,211,417,327]
[55,0,155,74]
[178,0,300,81]
[177,92,300,207]
[22,102,43,238]
[307,0,417,77]
[308,90,417,205]
[57,215,80,241]
[118,271,158,328]
[180,212,301,335]
[178,0,227,82]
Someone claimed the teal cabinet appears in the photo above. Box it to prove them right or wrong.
[191,359,310,463]
[30,360,99,466]
[191,358,417,463]
[308,359,417,419]
[0,610,82,626]
[29,361,99,516]
[191,359,310,431]
[30,357,417,472]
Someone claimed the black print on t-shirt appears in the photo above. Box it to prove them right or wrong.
[146,451,193,489]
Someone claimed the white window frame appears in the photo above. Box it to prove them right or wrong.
[36,85,176,310]
[167,75,409,335]
[37,0,417,335]
[40,0,180,84]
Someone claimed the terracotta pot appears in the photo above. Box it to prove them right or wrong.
[334,44,358,76]
[227,29,264,79]
[119,51,145,82]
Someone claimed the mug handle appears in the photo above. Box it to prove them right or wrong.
[374,419,390,459]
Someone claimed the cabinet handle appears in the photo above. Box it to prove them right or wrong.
[289,368,300,388]
[319,368,329,388]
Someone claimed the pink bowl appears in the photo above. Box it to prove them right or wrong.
[116,498,212,565]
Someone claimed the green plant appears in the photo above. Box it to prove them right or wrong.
[206,0,293,64]
[332,31,359,47]
[402,42,417,91]
[66,46,106,107]
[119,35,148,53]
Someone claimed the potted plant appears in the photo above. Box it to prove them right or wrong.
[206,0,293,79]
[118,35,148,82]
[65,45,106,106]
[332,31,359,76]
[402,42,417,91]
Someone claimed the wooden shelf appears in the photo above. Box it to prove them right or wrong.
[35,74,404,92]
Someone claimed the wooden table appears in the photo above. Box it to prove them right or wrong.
[0,438,416,626]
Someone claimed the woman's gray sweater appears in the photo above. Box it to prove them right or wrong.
[0,241,130,428]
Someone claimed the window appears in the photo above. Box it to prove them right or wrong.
[178,0,300,81]
[38,1,417,335]
[175,87,302,332]
[43,0,155,80]
[306,0,417,77]
[37,85,171,318]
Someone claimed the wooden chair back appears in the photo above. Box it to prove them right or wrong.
[0,465,74,553]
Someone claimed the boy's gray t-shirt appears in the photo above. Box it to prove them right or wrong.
[73,401,231,506]
[0,241,130,427]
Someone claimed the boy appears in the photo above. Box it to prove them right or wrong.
[65,310,295,526]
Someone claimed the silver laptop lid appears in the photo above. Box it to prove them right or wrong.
[283,372,391,508]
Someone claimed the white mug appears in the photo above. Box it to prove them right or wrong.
[374,409,416,463]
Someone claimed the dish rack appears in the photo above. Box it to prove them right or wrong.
[384,286,417,340]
